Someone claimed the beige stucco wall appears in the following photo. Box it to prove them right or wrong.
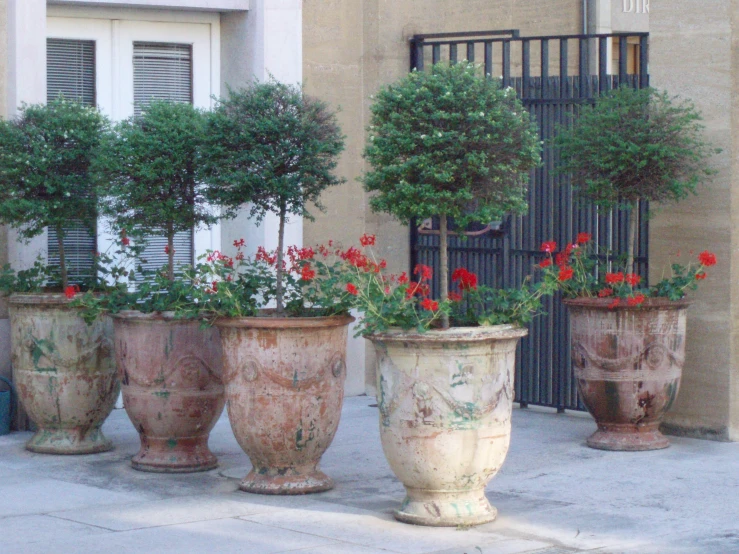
[649,1,737,440]
[303,0,584,392]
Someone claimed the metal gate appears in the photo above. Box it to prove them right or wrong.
[409,31,650,411]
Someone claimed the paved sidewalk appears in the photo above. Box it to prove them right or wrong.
[1,396,738,554]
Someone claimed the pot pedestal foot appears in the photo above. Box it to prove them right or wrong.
[26,427,113,455]
[131,436,218,473]
[239,467,334,495]
[587,425,670,451]
[394,488,497,527]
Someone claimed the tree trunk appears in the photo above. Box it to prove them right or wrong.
[56,224,68,290]
[167,221,175,283]
[275,204,287,316]
[439,214,450,330]
[627,201,639,274]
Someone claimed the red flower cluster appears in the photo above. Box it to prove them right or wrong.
[255,246,278,266]
[207,250,235,268]
[698,251,717,267]
[359,234,376,247]
[299,264,316,281]
[233,238,246,248]
[448,291,463,302]
[577,232,592,244]
[120,229,130,247]
[627,293,646,307]
[540,241,557,253]
[414,264,433,281]
[625,273,641,286]
[346,283,358,296]
[420,298,439,311]
[64,284,80,299]
[558,266,574,282]
[605,272,625,284]
[451,268,478,291]
[598,288,613,298]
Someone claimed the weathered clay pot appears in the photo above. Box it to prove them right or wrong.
[368,325,528,527]
[114,311,225,472]
[9,294,118,454]
[215,314,353,494]
[565,297,689,451]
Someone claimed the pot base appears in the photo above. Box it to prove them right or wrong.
[394,488,497,527]
[587,426,670,451]
[26,427,113,455]
[131,436,218,473]
[239,467,334,495]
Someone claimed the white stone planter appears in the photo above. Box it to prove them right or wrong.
[368,325,527,527]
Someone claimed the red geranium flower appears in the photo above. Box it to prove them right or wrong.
[233,238,246,248]
[346,283,358,296]
[413,264,433,281]
[64,285,80,299]
[605,272,624,284]
[448,291,463,302]
[539,259,552,268]
[598,288,613,298]
[625,273,641,287]
[608,298,621,309]
[540,241,557,253]
[420,298,439,311]
[558,266,574,282]
[359,234,376,247]
[696,272,707,280]
[555,251,570,268]
[300,265,316,281]
[698,251,717,267]
[627,293,646,307]
[576,232,591,244]
[452,268,478,291]
[398,272,409,284]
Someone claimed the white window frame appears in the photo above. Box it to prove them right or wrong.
[47,13,221,265]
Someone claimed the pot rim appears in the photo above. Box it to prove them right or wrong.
[563,297,691,311]
[366,324,528,343]
[112,310,202,323]
[214,312,355,330]
[9,292,76,306]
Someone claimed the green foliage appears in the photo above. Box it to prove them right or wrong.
[94,101,217,280]
[537,235,716,305]
[0,98,107,287]
[450,281,555,328]
[555,86,718,210]
[202,81,346,223]
[362,62,541,227]
[180,243,354,322]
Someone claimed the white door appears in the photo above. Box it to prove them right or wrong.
[47,16,221,276]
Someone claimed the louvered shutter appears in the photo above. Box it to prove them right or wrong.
[133,42,195,276]
[46,39,97,285]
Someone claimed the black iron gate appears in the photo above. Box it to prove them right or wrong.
[409,31,650,412]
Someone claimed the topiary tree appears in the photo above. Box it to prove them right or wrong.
[555,86,718,272]
[95,101,216,283]
[363,61,541,328]
[202,81,345,316]
[0,98,106,289]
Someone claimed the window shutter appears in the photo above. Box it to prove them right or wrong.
[132,42,195,275]
[46,39,97,285]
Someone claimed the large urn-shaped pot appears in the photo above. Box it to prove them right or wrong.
[9,294,118,454]
[368,325,527,527]
[565,298,688,451]
[114,312,225,472]
[215,314,353,495]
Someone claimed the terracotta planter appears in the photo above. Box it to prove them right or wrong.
[215,314,353,495]
[9,294,118,454]
[114,312,225,472]
[368,325,527,527]
[565,297,689,451]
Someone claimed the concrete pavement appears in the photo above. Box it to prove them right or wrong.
[1,396,738,553]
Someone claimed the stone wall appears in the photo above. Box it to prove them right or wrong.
[650,0,738,441]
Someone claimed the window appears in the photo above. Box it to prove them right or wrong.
[132,42,195,276]
[46,38,97,285]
